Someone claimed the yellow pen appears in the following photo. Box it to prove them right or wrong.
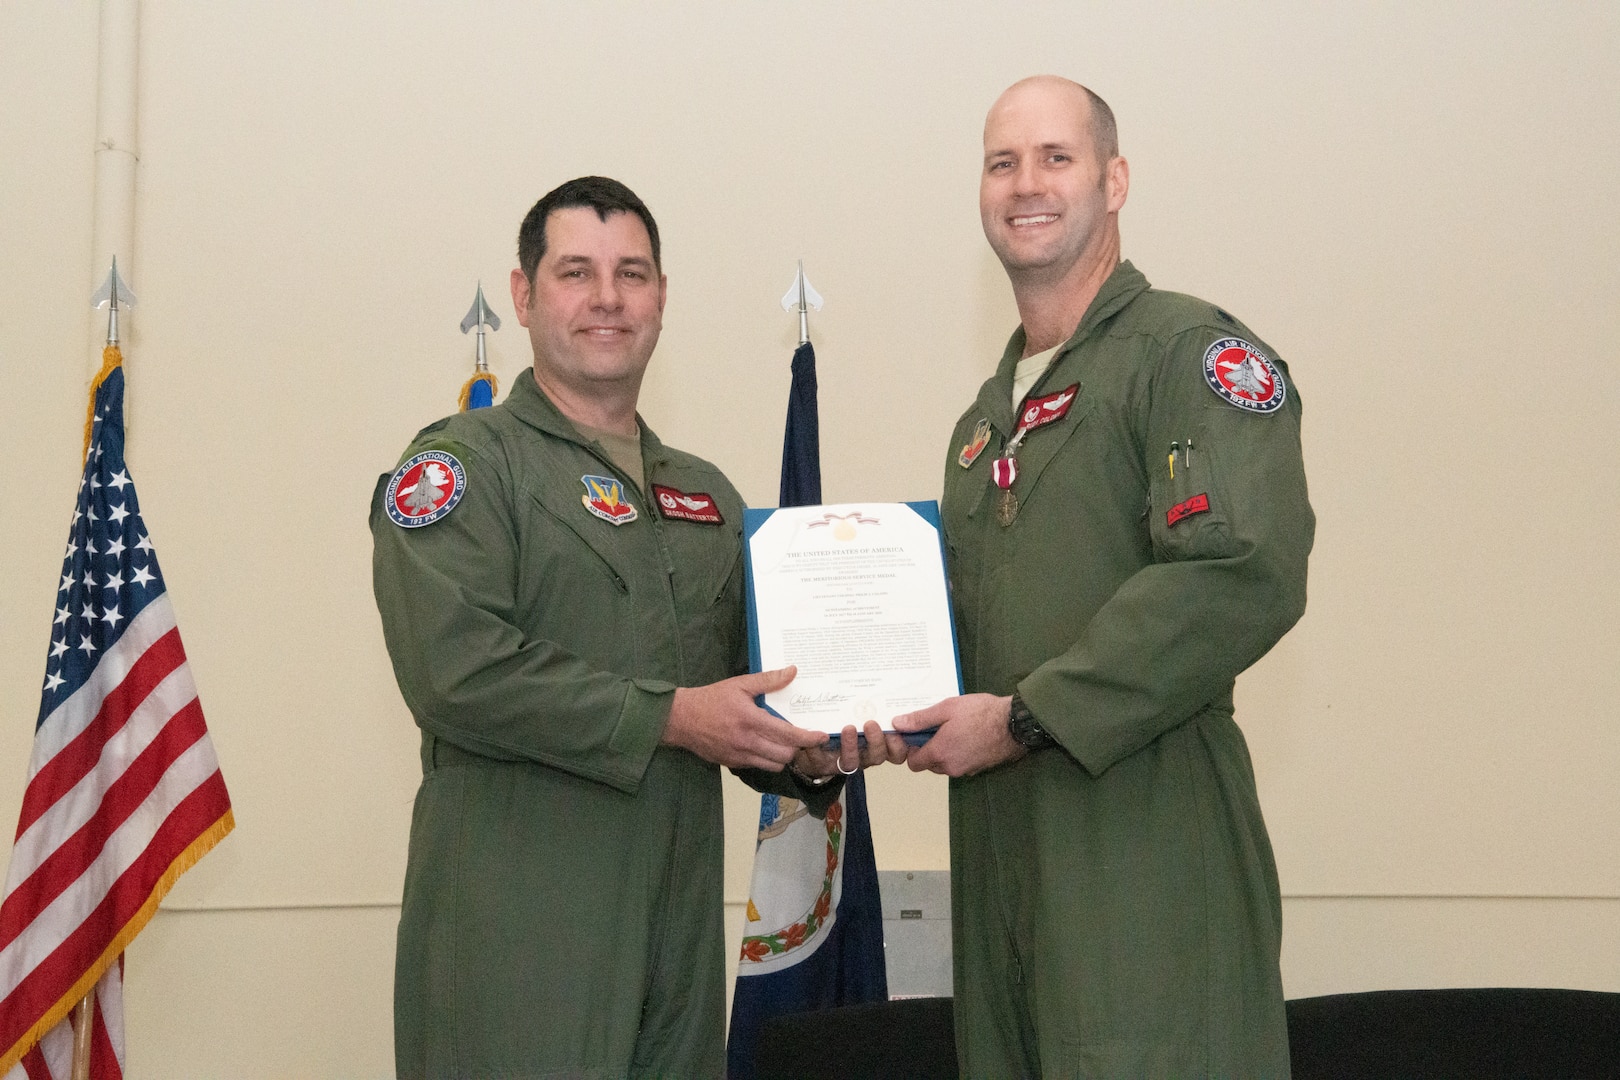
[1168,442,1178,480]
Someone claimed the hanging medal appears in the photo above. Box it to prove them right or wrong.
[989,382,1080,528]
[993,454,1019,526]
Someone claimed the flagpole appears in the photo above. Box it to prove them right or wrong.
[69,997,92,1080]
[90,0,140,376]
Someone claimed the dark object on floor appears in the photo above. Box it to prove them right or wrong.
[1287,987,1620,1079]
[755,996,957,1080]
[756,987,1620,1079]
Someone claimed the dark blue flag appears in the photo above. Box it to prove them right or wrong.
[727,340,889,1080]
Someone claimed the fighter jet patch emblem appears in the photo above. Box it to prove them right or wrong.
[385,451,466,528]
[958,418,992,468]
[580,475,638,525]
[653,484,724,524]
[1167,493,1211,527]
[1203,338,1286,414]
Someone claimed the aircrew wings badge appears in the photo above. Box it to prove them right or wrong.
[958,418,992,468]
[386,450,466,528]
[581,475,638,525]
[653,484,724,524]
[1203,337,1286,414]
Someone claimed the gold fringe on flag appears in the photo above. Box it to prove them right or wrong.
[82,344,124,465]
[0,809,235,1075]
[458,371,499,412]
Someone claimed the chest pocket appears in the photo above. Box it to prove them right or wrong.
[661,516,745,684]
[509,480,644,673]
[1147,415,1237,562]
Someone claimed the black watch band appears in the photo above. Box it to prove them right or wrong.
[1008,693,1055,751]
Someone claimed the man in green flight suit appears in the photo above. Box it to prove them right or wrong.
[894,78,1315,1077]
[371,177,877,1079]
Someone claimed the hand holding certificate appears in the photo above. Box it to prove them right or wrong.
[744,502,962,740]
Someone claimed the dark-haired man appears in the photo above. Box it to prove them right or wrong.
[895,78,1314,1076]
[371,177,877,1077]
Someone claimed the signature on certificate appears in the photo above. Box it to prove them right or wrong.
[789,692,853,707]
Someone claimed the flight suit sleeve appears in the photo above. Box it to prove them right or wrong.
[1018,328,1315,775]
[371,436,669,795]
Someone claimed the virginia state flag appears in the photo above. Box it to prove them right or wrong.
[726,341,888,1079]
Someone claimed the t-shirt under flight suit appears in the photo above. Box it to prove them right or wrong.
[940,261,1314,1079]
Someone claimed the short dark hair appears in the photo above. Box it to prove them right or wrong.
[517,176,662,281]
[1081,85,1119,164]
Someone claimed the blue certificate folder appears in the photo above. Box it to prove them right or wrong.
[743,501,962,747]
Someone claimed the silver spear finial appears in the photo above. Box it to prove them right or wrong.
[91,257,138,346]
[460,281,501,372]
[779,260,824,346]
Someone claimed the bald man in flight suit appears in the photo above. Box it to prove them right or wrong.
[895,78,1314,1078]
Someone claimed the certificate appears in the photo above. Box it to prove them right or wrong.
[744,501,962,736]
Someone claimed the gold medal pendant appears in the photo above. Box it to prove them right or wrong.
[996,489,1019,527]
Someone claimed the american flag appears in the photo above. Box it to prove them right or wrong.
[0,353,233,1078]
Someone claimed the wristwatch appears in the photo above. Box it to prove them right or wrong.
[1007,694,1055,751]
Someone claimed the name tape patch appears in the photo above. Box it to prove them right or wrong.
[1203,338,1285,414]
[1014,383,1080,439]
[386,451,466,528]
[653,484,724,524]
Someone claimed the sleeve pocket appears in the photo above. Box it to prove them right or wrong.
[1148,422,1237,562]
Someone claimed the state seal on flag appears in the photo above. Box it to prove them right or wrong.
[1203,337,1286,414]
[386,451,466,528]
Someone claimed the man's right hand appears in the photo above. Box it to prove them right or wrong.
[662,666,828,770]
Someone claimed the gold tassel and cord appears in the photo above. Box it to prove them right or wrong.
[458,371,499,412]
[82,344,124,464]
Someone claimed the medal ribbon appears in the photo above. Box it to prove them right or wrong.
[994,383,1079,490]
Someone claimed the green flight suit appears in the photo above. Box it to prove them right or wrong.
[940,262,1313,1079]
[372,369,799,1079]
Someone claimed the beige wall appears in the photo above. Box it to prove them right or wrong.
[3,2,1617,1076]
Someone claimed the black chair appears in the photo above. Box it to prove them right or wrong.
[1287,988,1620,1079]
[755,996,958,1080]
[755,988,1620,1079]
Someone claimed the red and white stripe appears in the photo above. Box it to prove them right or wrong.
[2,965,123,1080]
[0,596,231,1075]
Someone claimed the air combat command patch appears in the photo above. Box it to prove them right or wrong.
[385,451,466,528]
[581,475,638,525]
[1203,337,1286,414]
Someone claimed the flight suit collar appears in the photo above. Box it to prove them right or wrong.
[973,260,1151,433]
[503,367,673,479]
[965,261,1150,522]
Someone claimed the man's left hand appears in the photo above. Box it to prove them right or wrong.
[793,721,911,778]
[891,694,1023,777]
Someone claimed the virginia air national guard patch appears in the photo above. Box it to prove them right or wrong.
[581,475,638,525]
[959,418,992,469]
[385,451,466,528]
[1203,338,1286,414]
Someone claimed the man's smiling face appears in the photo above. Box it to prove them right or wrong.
[979,79,1120,283]
[513,206,667,400]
